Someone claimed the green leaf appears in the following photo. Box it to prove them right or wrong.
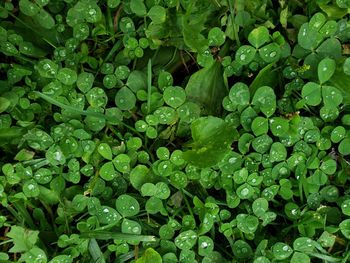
[318,58,336,84]
[0,97,10,113]
[341,199,350,216]
[248,26,270,48]
[270,142,287,162]
[339,138,350,155]
[34,9,55,29]
[98,143,113,160]
[251,117,268,136]
[116,194,140,217]
[19,0,40,17]
[121,219,142,234]
[136,248,162,263]
[99,162,117,181]
[322,86,342,107]
[185,62,226,115]
[175,230,197,250]
[233,240,253,259]
[259,43,280,63]
[272,242,293,260]
[252,86,276,117]
[343,57,350,76]
[130,0,147,16]
[198,236,214,257]
[7,226,39,253]
[291,252,310,263]
[183,116,236,168]
[302,82,322,106]
[57,68,77,85]
[252,198,269,217]
[235,45,256,65]
[229,82,250,107]
[163,86,186,108]
[115,87,136,110]
[208,27,226,46]
[148,5,166,24]
[340,219,350,239]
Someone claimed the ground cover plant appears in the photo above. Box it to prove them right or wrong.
[2,0,350,262]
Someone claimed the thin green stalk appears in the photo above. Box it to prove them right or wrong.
[227,0,241,47]
[147,59,152,115]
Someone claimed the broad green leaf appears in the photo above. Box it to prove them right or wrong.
[298,23,322,51]
[318,58,336,84]
[183,116,236,168]
[185,62,226,115]
[97,143,112,160]
[107,0,121,8]
[290,252,310,263]
[248,26,270,48]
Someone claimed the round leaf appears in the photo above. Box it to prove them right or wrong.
[115,87,136,110]
[115,194,140,217]
[318,58,336,84]
[248,26,270,48]
[235,45,256,65]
